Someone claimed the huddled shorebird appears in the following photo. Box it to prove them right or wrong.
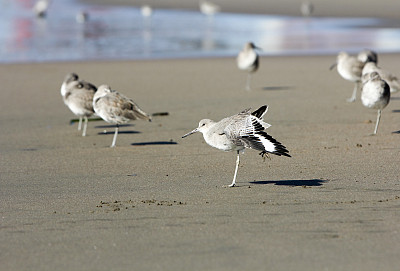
[182,105,290,187]
[33,0,51,18]
[357,49,378,64]
[60,73,97,137]
[330,50,377,102]
[199,1,220,16]
[300,1,314,17]
[362,62,399,94]
[237,42,261,91]
[141,5,153,17]
[93,85,151,147]
[361,72,390,135]
[76,11,89,24]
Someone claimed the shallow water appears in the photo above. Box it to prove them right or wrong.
[1,0,400,63]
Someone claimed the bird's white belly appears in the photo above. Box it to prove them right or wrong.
[361,94,388,109]
[67,102,90,117]
[338,66,359,82]
[95,106,129,124]
[361,84,389,109]
[237,52,257,71]
[203,133,243,152]
[60,83,68,97]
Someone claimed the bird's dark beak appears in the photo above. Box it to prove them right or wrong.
[329,62,337,71]
[182,128,198,138]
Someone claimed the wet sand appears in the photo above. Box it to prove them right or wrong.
[1,54,400,270]
[82,0,400,19]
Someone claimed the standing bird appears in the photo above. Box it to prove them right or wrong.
[182,105,290,187]
[60,73,97,137]
[199,1,220,16]
[76,11,89,24]
[330,50,377,102]
[237,42,261,91]
[33,0,50,18]
[300,1,314,17]
[357,49,378,64]
[330,52,364,102]
[93,85,151,147]
[362,62,399,93]
[361,72,390,135]
[140,5,153,17]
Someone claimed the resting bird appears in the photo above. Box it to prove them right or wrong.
[33,0,50,18]
[60,73,97,136]
[362,62,399,93]
[300,1,314,17]
[330,50,377,102]
[361,72,390,135]
[357,49,378,64]
[93,85,151,147]
[199,1,220,16]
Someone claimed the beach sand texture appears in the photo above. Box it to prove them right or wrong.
[1,54,399,270]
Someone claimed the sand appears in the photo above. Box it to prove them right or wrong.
[81,0,400,19]
[1,54,400,270]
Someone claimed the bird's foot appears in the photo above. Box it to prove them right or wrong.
[260,152,271,161]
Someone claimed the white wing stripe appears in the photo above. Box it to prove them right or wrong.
[255,134,276,153]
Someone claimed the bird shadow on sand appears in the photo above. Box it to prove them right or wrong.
[262,86,294,91]
[131,141,178,146]
[99,130,141,135]
[250,179,327,187]
[70,117,103,125]
[95,124,134,129]
[95,124,140,135]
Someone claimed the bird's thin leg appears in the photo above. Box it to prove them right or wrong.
[373,109,382,135]
[111,124,119,147]
[229,151,240,187]
[246,73,252,91]
[82,116,88,137]
[347,82,359,102]
[78,116,83,130]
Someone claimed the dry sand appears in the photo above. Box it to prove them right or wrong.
[1,54,400,270]
[82,0,400,19]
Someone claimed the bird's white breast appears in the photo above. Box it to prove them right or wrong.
[237,50,257,71]
[361,80,390,109]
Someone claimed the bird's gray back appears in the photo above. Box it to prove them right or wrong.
[222,110,254,145]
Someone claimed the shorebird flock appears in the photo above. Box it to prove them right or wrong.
[53,0,396,187]
[60,65,291,187]
[331,49,398,134]
[60,46,397,186]
[60,74,151,146]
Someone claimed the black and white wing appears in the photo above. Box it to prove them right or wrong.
[225,105,290,157]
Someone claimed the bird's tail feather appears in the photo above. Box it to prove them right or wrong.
[251,105,268,119]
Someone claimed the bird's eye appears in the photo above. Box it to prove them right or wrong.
[202,123,206,126]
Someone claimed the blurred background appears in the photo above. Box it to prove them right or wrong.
[1,0,400,63]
